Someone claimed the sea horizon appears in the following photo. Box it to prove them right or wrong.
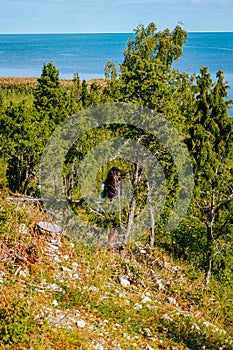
[1,30,233,34]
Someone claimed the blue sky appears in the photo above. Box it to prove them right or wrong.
[1,0,233,34]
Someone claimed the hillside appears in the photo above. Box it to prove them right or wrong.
[0,191,232,350]
[1,23,233,350]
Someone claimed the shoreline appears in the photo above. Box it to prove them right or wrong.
[0,76,106,88]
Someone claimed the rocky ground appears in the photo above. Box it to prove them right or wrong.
[0,194,232,349]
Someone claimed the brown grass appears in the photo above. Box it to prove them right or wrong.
[0,76,107,88]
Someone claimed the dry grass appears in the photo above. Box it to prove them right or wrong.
[0,191,232,349]
[0,77,107,88]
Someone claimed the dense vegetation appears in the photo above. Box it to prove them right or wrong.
[0,22,232,348]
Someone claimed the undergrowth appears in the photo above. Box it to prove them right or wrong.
[0,192,232,349]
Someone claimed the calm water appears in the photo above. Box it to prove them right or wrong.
[0,32,233,112]
[0,33,131,79]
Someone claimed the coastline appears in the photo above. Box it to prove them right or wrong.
[0,76,106,88]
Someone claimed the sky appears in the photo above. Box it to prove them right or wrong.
[0,0,233,34]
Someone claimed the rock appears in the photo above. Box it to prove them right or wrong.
[92,344,104,350]
[155,278,164,290]
[123,332,132,340]
[203,321,226,334]
[37,221,62,234]
[54,256,62,263]
[61,266,73,278]
[76,319,86,328]
[118,275,130,288]
[46,283,65,293]
[72,262,79,269]
[168,296,178,306]
[19,269,27,278]
[163,313,173,321]
[50,239,62,247]
[141,296,152,304]
[170,265,181,274]
[52,300,58,307]
[0,271,5,283]
[37,221,62,242]
[134,303,143,310]
[18,223,28,234]
[46,243,60,251]
[89,286,99,292]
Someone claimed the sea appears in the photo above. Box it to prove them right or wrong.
[0,32,233,114]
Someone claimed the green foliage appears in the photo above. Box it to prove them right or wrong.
[33,62,77,126]
[1,100,47,194]
[117,22,190,126]
[158,314,232,349]
[0,64,84,194]
[103,60,120,101]
[33,62,62,111]
[0,157,8,188]
[121,22,187,71]
[1,21,233,287]
[0,297,37,346]
[187,66,233,283]
[81,79,89,107]
[72,72,82,108]
[89,82,102,105]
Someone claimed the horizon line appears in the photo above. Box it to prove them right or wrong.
[1,30,233,35]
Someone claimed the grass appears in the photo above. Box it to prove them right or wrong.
[0,76,107,109]
[0,76,106,89]
[0,190,232,349]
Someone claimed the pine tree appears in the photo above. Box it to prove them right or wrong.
[34,62,61,112]
[188,66,233,284]
[2,101,48,194]
[72,72,82,108]
[33,62,71,126]
[81,80,89,108]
